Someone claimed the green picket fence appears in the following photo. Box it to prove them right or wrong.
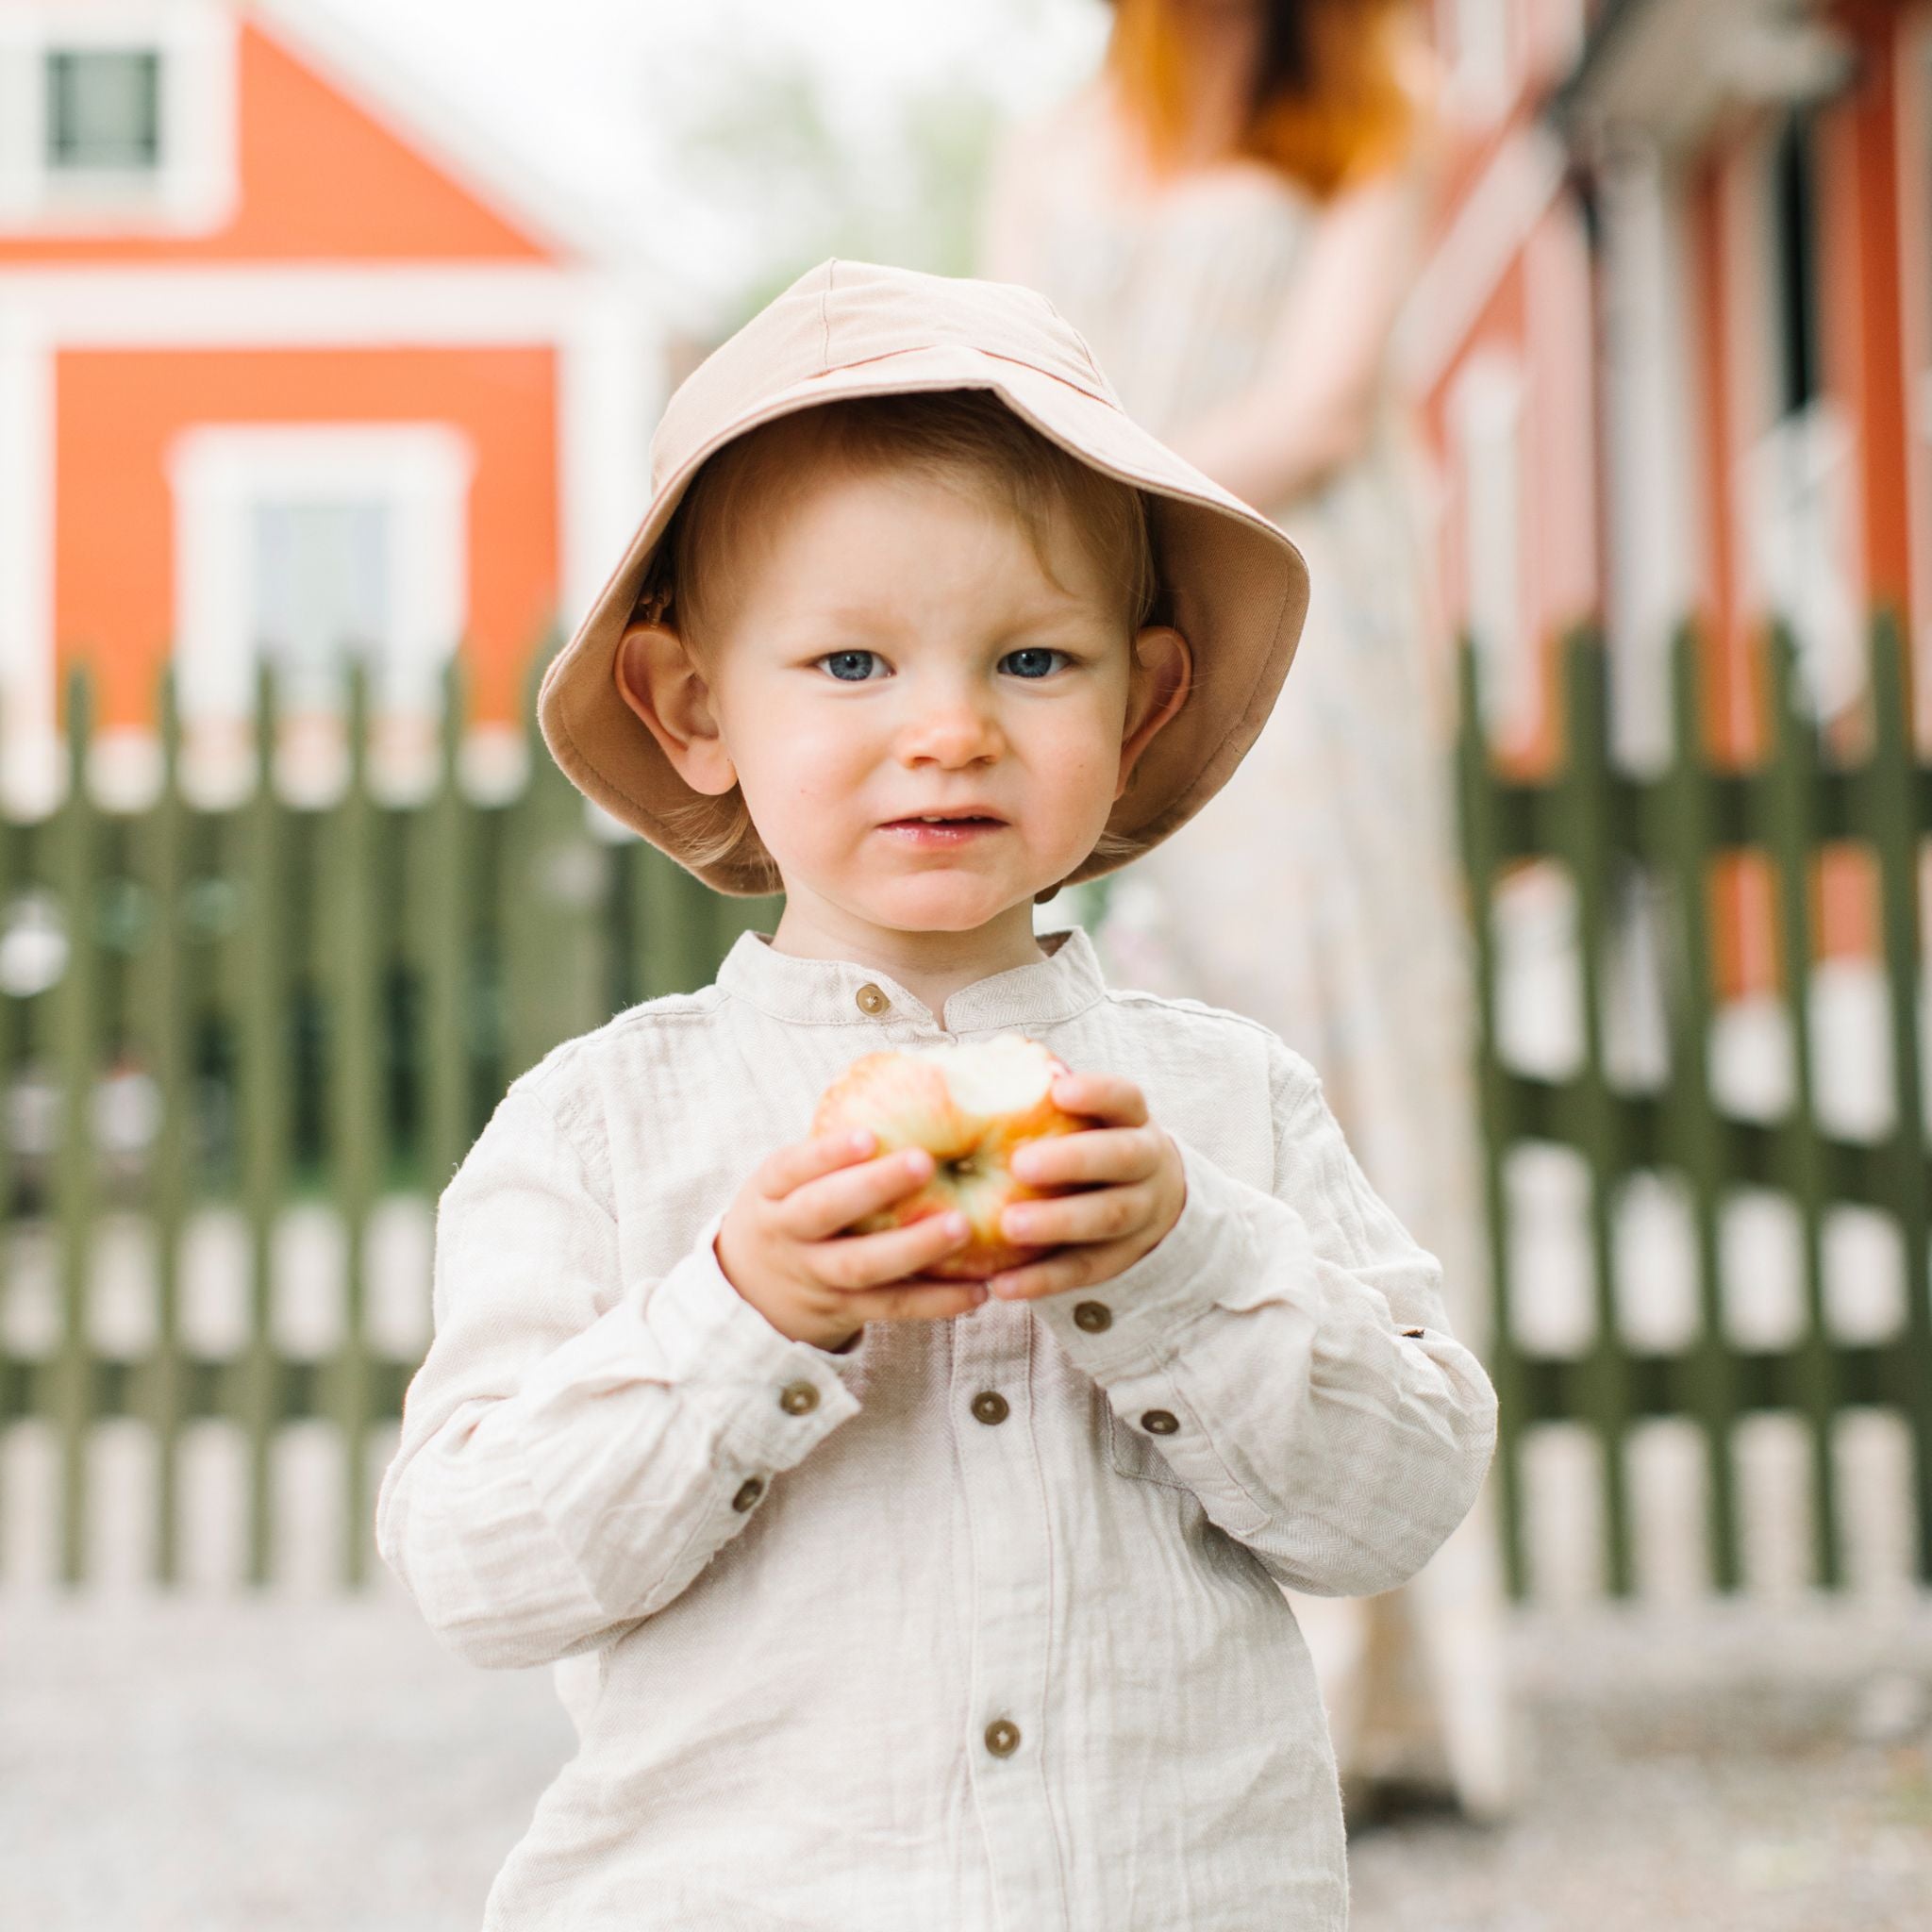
[1457,616,1930,1600]
[0,654,776,1588]
[1,619,1926,1596]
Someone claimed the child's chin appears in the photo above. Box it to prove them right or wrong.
[868,884,1024,929]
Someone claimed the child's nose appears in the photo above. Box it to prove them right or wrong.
[897,697,1007,765]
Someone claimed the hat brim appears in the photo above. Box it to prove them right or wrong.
[539,342,1309,897]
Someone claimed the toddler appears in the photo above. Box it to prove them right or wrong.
[376,259,1497,1929]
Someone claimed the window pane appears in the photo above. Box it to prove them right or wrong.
[45,50,162,172]
[249,499,393,709]
[1773,112,1821,418]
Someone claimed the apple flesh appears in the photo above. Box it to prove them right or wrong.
[811,1036,1093,1280]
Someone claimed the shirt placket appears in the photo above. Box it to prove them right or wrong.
[948,1299,1073,1928]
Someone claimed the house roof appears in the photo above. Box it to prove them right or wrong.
[247,0,635,265]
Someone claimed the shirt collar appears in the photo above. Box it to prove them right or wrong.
[716,924,1108,1034]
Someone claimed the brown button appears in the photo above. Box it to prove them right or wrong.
[1072,1301,1112,1333]
[970,1391,1009,1425]
[855,983,890,1016]
[731,1476,765,1512]
[1402,1328,1425,1340]
[1140,1409,1179,1436]
[778,1380,820,1415]
[984,1718,1022,1757]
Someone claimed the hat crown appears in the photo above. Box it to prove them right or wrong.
[652,258,1119,491]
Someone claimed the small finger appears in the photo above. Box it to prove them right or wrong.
[813,1208,971,1291]
[1049,1072,1147,1126]
[988,1242,1124,1302]
[1001,1185,1143,1248]
[1012,1125,1155,1187]
[841,1277,990,1325]
[759,1129,877,1200]
[786,1146,934,1241]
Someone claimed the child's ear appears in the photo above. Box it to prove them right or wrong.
[1116,625,1191,799]
[612,621,738,796]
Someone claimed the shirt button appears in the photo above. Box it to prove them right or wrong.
[1140,1409,1180,1436]
[855,983,890,1016]
[731,1476,765,1512]
[970,1391,1009,1425]
[1072,1301,1112,1333]
[778,1380,820,1415]
[984,1718,1022,1757]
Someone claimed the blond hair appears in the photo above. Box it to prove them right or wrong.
[632,390,1165,898]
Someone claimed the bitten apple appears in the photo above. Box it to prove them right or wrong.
[811,1036,1093,1280]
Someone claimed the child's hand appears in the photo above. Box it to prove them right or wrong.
[982,1073,1186,1303]
[714,1130,985,1354]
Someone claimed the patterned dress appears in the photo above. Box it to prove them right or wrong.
[993,119,1516,1815]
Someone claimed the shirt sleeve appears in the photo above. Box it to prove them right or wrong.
[1033,1037,1498,1598]
[375,1082,867,1670]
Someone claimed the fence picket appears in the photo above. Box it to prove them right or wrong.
[0,712,22,1562]
[1861,611,1931,1582]
[51,668,100,1583]
[134,672,192,1582]
[1557,630,1637,1595]
[234,667,291,1585]
[325,663,383,1588]
[1761,625,1840,1591]
[1657,625,1742,1591]
[421,658,474,1197]
[1454,643,1527,1597]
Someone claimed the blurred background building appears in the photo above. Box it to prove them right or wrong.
[0,0,658,810]
[1414,0,1924,991]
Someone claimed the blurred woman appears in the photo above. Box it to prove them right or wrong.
[981,0,1515,1822]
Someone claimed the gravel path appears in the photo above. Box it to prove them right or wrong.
[4,1582,1927,1930]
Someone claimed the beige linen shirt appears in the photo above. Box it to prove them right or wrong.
[375,925,1497,1930]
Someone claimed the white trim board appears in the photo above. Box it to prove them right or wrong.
[0,264,640,345]
[0,308,57,813]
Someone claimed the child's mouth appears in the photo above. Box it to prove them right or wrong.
[880,817,1006,844]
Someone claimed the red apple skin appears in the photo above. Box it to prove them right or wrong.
[810,1042,1093,1280]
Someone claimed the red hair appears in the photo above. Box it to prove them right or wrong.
[1106,0,1418,199]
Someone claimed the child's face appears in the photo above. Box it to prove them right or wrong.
[623,456,1190,960]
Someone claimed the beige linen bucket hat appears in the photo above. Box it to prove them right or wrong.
[539,258,1310,897]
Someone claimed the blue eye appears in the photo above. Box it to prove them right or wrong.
[1003,648,1068,679]
[818,650,882,682]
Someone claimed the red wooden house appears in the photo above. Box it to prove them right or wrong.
[0,0,659,809]
[1407,0,1928,991]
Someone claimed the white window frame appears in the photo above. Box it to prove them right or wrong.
[1449,348,1531,743]
[0,0,237,234]
[1735,116,1864,721]
[1740,399,1863,718]
[166,423,475,724]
